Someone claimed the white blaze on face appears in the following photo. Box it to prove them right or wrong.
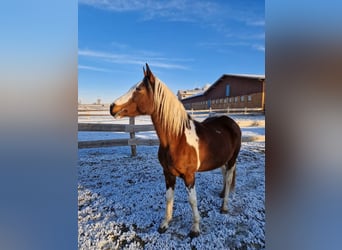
[184,120,200,169]
[114,82,140,105]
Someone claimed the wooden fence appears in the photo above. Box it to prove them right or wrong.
[78,112,265,156]
[78,107,264,117]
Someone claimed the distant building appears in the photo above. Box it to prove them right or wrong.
[181,74,265,111]
[177,84,211,100]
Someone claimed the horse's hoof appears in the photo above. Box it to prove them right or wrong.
[220,208,228,214]
[189,230,200,238]
[158,226,168,234]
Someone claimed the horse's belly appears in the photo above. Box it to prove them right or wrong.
[197,158,226,172]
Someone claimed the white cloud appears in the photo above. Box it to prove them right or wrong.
[79,0,220,22]
[252,44,265,52]
[248,20,265,26]
[78,65,113,72]
[78,49,189,70]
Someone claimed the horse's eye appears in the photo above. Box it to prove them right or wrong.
[136,87,142,91]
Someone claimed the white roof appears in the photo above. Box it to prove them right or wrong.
[224,73,265,79]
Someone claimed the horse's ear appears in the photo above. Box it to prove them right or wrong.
[145,63,155,84]
[143,66,146,76]
[146,63,151,74]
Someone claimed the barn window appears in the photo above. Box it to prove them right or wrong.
[235,97,238,102]
[226,85,230,96]
[241,96,245,102]
[248,95,252,102]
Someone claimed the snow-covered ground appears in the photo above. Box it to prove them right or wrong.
[78,114,265,249]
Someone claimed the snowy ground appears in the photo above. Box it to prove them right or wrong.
[78,114,265,249]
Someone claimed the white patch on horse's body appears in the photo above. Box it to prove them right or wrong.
[187,187,200,234]
[184,120,200,169]
[114,82,140,105]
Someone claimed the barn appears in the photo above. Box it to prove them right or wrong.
[181,74,265,111]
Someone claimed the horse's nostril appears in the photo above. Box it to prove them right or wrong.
[110,103,115,116]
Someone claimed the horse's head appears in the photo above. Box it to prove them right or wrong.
[110,63,156,119]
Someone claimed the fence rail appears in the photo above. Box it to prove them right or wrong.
[78,123,155,133]
[78,138,160,149]
[188,107,264,115]
[78,107,264,116]
[78,115,265,156]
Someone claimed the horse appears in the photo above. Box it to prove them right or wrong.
[110,64,241,237]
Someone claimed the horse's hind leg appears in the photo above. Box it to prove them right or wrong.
[220,161,236,213]
[158,170,176,233]
[220,165,226,198]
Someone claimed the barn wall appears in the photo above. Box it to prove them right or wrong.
[181,75,265,110]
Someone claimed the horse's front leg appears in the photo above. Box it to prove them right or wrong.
[184,173,201,238]
[158,170,176,233]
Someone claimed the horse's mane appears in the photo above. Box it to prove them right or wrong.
[153,77,189,136]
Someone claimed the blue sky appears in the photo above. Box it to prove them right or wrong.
[78,0,264,104]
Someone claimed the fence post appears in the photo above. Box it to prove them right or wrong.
[129,117,137,157]
[244,107,247,114]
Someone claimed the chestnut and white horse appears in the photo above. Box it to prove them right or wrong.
[110,64,241,237]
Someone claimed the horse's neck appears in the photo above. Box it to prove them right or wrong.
[151,79,189,147]
[150,112,178,147]
[150,103,188,147]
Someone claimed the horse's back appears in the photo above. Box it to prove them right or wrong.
[201,115,241,139]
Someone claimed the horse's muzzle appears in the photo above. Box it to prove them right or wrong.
[109,103,116,117]
[110,103,125,118]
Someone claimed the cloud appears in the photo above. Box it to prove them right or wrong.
[252,44,265,52]
[78,65,113,72]
[78,49,189,70]
[79,0,220,22]
[79,0,264,43]
[247,20,265,26]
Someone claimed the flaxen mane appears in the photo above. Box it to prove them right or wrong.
[153,77,189,136]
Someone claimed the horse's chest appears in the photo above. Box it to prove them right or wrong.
[158,143,199,176]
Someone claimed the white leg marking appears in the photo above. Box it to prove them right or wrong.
[184,120,200,169]
[114,82,140,105]
[221,165,226,185]
[160,188,174,230]
[187,187,201,234]
[221,163,236,212]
